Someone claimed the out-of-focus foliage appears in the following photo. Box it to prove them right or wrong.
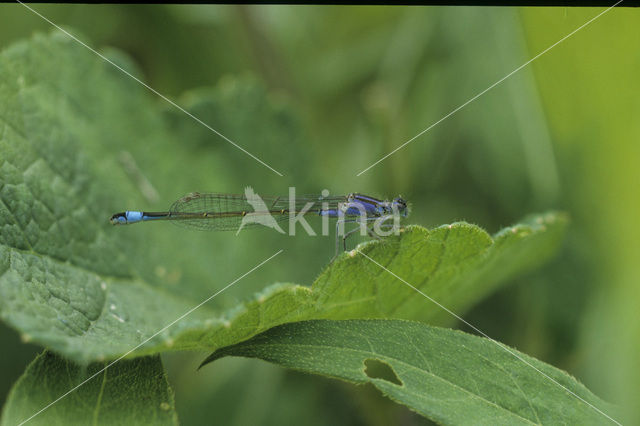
[0,4,637,425]
[2,352,177,426]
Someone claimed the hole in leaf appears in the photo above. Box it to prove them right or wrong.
[363,358,403,386]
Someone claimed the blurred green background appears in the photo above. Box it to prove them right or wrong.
[1,5,638,425]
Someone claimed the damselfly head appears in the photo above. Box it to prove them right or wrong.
[392,197,409,217]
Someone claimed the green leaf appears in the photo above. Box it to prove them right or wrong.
[203,319,619,425]
[1,352,178,426]
[0,30,567,364]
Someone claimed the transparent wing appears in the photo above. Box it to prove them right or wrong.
[167,192,347,231]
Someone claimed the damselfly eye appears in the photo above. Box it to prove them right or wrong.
[394,197,407,208]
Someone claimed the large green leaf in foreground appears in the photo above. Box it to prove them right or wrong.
[204,320,620,425]
[0,30,567,363]
[1,352,177,426]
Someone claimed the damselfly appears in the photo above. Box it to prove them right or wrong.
[110,192,409,257]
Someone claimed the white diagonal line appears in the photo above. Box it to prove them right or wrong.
[16,1,284,177]
[18,249,284,425]
[356,0,623,176]
[356,249,621,425]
